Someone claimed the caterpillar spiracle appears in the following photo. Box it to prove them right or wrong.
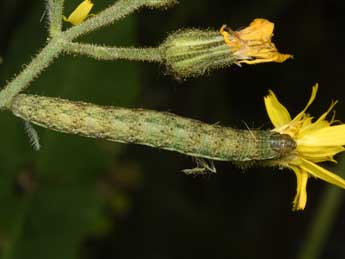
[11,94,296,162]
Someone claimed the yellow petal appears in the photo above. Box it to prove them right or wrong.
[297,115,314,134]
[289,84,318,124]
[64,0,93,26]
[290,166,308,211]
[299,100,337,137]
[239,51,292,65]
[299,120,330,138]
[298,124,345,146]
[297,145,344,162]
[223,18,293,65]
[264,90,291,128]
[315,100,337,123]
[299,158,345,189]
[238,18,274,42]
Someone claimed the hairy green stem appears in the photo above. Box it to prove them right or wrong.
[48,0,64,36]
[0,39,65,110]
[11,94,295,163]
[64,0,177,40]
[64,42,162,62]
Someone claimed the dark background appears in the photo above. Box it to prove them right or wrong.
[0,0,345,258]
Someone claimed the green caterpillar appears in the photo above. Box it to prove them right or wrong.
[11,94,296,162]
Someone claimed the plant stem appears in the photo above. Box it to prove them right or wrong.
[0,0,176,110]
[48,0,64,37]
[64,0,177,40]
[10,94,293,163]
[0,39,65,110]
[64,42,162,62]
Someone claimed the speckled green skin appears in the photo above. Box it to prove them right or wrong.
[11,94,294,162]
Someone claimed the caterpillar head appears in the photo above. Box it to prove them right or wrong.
[269,132,296,159]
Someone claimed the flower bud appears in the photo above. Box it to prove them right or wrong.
[160,29,234,78]
[160,19,292,79]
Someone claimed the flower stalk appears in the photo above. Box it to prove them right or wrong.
[64,42,162,62]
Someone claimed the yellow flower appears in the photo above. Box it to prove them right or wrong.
[63,0,94,26]
[220,18,292,65]
[264,84,345,211]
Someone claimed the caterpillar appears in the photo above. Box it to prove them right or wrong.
[11,94,296,162]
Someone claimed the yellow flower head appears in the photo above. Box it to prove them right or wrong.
[63,0,94,26]
[220,18,293,65]
[264,84,345,211]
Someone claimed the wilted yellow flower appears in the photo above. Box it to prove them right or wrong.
[220,18,292,65]
[63,0,94,26]
[264,84,345,211]
[160,18,292,78]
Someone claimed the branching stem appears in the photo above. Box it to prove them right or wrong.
[0,0,176,110]
[64,0,177,40]
[0,38,65,109]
